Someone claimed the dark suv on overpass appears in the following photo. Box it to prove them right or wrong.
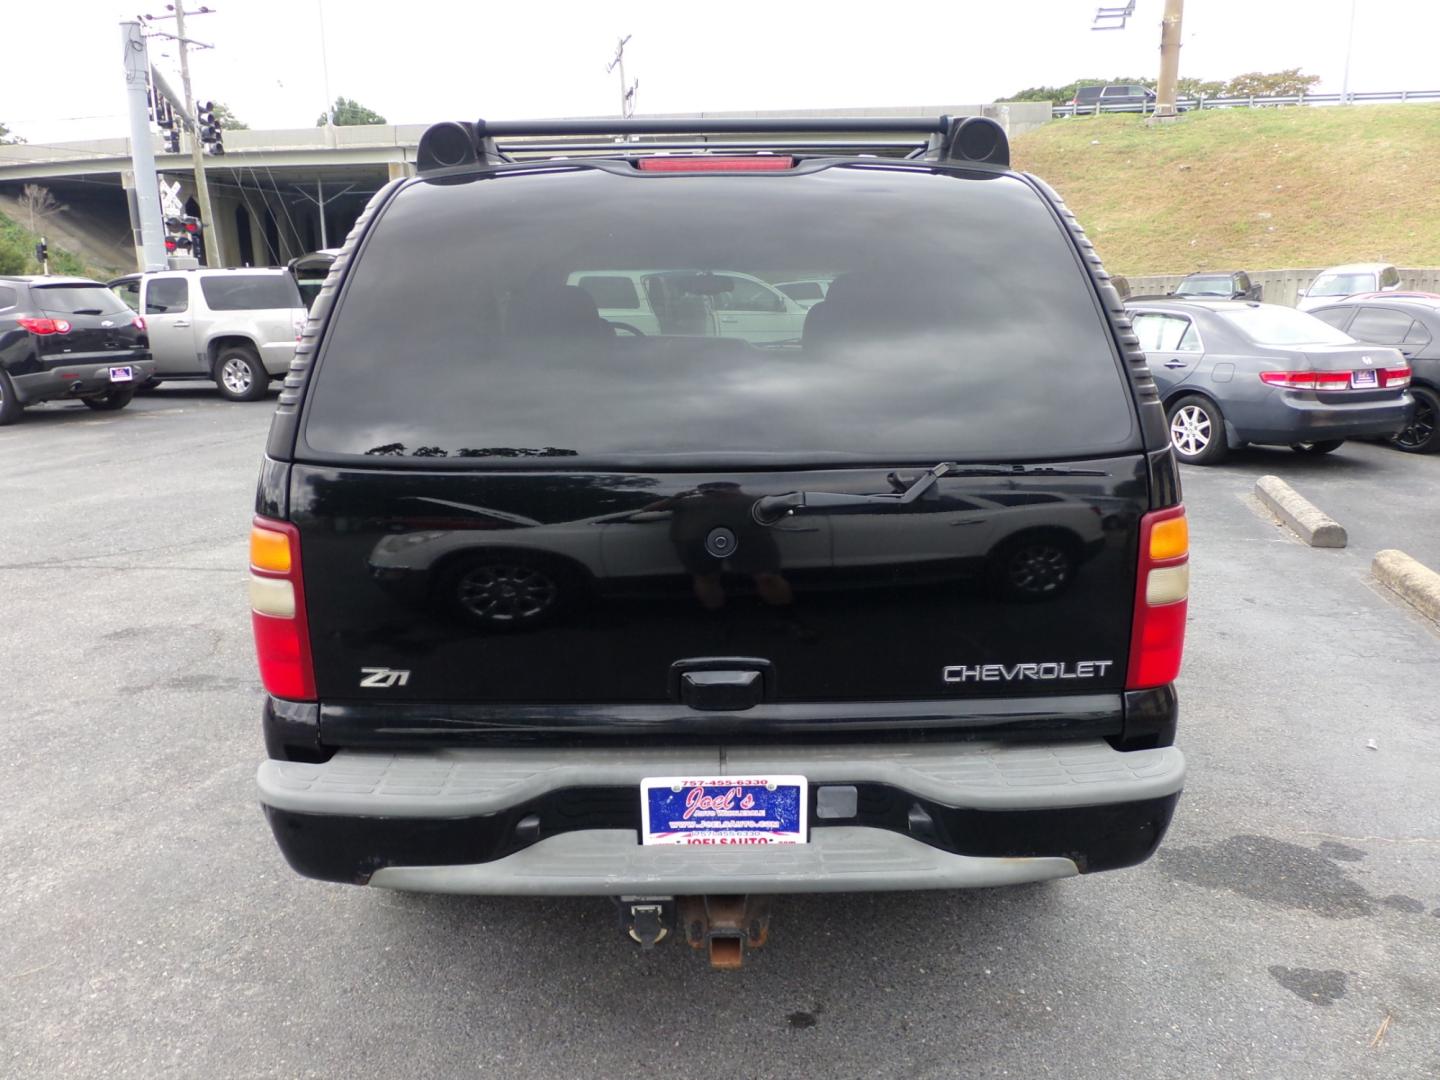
[249,114,1189,966]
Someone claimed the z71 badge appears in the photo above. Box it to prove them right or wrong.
[359,667,411,688]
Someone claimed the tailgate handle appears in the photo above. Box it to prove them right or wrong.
[669,657,773,711]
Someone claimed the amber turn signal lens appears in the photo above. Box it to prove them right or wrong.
[1149,515,1189,561]
[250,525,292,573]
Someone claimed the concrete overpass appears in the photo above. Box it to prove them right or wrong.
[0,103,1051,274]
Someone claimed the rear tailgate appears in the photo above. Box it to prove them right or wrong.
[292,458,1145,710]
[29,283,146,365]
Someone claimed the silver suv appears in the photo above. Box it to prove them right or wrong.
[109,269,305,401]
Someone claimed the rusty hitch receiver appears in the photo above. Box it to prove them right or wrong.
[618,895,774,967]
[679,895,773,969]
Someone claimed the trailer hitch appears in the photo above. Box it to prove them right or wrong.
[678,894,773,970]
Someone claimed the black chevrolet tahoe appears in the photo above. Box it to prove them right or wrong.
[252,115,1189,965]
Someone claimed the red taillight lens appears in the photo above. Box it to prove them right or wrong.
[18,316,70,335]
[637,156,795,172]
[1127,506,1189,690]
[249,518,315,701]
[132,316,147,331]
[1259,370,1351,389]
[1382,366,1411,388]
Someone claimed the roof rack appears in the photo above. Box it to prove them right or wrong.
[416,115,1009,174]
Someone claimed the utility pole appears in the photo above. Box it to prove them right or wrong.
[144,4,224,266]
[607,35,638,119]
[1340,0,1358,104]
[120,21,169,270]
[1154,0,1185,118]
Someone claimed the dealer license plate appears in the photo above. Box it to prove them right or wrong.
[109,366,134,383]
[1351,368,1377,388]
[640,775,808,846]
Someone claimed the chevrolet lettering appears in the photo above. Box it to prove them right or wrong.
[251,113,1190,966]
[942,660,1116,684]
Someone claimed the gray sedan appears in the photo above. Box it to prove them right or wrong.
[1126,300,1413,465]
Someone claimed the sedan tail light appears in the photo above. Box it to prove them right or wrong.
[249,518,316,701]
[1260,368,1411,389]
[1126,506,1188,690]
[18,316,71,335]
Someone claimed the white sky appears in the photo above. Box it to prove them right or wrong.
[6,0,1438,144]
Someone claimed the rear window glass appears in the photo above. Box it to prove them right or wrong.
[778,282,824,301]
[303,167,1137,466]
[1175,275,1232,295]
[1308,272,1376,297]
[0,285,16,309]
[574,275,640,310]
[200,274,301,311]
[32,284,131,317]
[1219,306,1352,346]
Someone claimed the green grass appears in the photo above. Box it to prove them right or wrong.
[0,212,92,278]
[1011,104,1440,276]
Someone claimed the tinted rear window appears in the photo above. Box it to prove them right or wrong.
[200,274,301,311]
[1175,275,1233,295]
[32,284,130,317]
[303,166,1137,466]
[1219,306,1352,345]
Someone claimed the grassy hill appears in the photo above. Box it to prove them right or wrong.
[1010,103,1440,276]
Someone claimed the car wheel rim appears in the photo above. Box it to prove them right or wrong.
[1394,399,1436,449]
[1008,544,1071,594]
[457,566,558,622]
[221,357,252,394]
[1170,405,1212,457]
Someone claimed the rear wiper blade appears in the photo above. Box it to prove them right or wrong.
[752,461,1105,524]
[931,463,1107,478]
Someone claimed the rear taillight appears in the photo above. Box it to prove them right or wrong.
[1259,370,1351,389]
[1261,368,1411,389]
[249,518,315,700]
[18,316,70,335]
[1126,506,1188,690]
[132,316,146,331]
[637,156,794,172]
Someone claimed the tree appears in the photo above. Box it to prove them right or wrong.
[999,77,1154,104]
[1176,77,1225,100]
[1222,69,1321,98]
[209,102,248,130]
[0,120,23,145]
[316,96,387,127]
[20,184,65,236]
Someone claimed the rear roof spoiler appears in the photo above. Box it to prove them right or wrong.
[416,115,1009,174]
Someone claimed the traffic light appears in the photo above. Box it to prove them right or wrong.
[199,101,224,155]
[34,239,47,264]
[165,128,181,154]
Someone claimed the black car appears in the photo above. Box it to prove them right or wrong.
[1310,297,1440,453]
[0,276,153,425]
[250,115,1188,964]
[1173,271,1262,302]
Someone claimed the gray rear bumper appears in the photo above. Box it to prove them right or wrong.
[258,740,1185,895]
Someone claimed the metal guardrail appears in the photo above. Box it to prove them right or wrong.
[1051,89,1440,118]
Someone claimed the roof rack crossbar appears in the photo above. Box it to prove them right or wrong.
[414,116,1010,173]
[480,116,952,138]
[495,139,931,155]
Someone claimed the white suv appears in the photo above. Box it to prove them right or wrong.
[565,269,809,343]
[109,269,306,400]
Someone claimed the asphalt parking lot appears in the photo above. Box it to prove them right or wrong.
[3,389,1439,1080]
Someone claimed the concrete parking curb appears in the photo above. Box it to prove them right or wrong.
[1254,475,1347,548]
[1373,549,1440,626]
